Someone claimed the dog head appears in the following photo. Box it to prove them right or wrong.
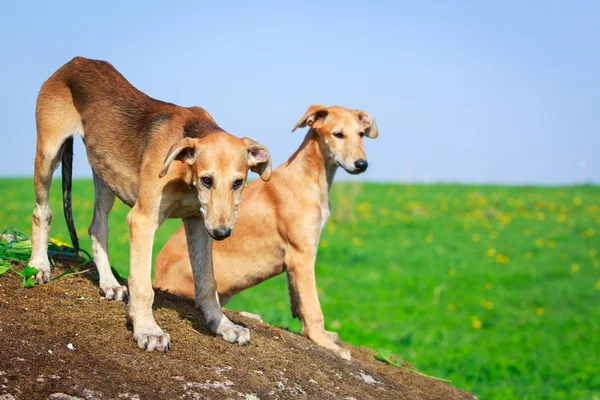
[292,105,378,174]
[160,133,271,240]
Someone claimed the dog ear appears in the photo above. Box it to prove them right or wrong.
[354,110,378,138]
[159,138,197,178]
[292,105,329,132]
[242,137,272,182]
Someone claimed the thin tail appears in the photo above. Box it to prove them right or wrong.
[62,136,79,251]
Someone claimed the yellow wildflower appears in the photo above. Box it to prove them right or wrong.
[496,254,510,264]
[447,304,456,311]
[571,263,580,272]
[548,240,556,249]
[536,308,545,316]
[425,234,434,243]
[480,300,494,310]
[50,238,70,248]
[471,316,482,329]
[320,240,329,248]
[557,214,567,223]
[582,228,596,238]
[536,212,545,221]
[573,197,582,206]
[485,282,493,290]
[596,281,600,290]
[535,238,545,247]
[486,248,496,257]
[472,233,481,242]
[351,237,364,247]
[448,268,457,277]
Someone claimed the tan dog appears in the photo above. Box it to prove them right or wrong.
[154,105,378,359]
[29,57,271,351]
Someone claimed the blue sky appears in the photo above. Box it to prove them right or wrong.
[0,1,598,184]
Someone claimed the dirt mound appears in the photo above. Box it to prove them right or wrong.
[0,260,475,400]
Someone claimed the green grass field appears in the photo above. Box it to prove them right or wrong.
[1,178,598,399]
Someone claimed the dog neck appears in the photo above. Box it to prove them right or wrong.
[283,129,338,204]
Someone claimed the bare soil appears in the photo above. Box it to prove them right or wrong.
[0,259,475,400]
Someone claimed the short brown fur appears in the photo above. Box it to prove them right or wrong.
[154,105,378,359]
[29,57,271,351]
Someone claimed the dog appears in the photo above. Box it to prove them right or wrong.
[29,57,272,351]
[153,105,378,359]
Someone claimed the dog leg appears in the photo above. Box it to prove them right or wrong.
[127,206,170,351]
[183,216,250,345]
[89,172,128,301]
[30,136,65,284]
[286,249,351,360]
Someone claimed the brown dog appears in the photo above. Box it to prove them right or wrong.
[154,105,378,359]
[29,57,271,351]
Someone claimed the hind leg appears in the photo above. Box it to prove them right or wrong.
[89,172,128,301]
[29,136,65,284]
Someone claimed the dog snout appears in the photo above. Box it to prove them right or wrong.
[212,227,232,240]
[354,159,368,172]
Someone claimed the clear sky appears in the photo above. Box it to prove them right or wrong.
[0,1,598,184]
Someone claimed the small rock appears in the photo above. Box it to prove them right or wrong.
[0,394,16,400]
[49,394,82,400]
[67,343,75,351]
[309,379,318,384]
[245,395,260,400]
[48,350,53,354]
[359,373,380,384]
[82,388,102,399]
[276,382,285,390]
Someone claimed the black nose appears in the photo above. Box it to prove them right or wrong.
[354,159,368,171]
[212,227,232,240]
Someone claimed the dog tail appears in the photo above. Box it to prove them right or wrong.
[62,136,80,251]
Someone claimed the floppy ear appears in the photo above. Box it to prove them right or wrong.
[159,137,197,178]
[291,105,329,132]
[242,137,272,182]
[354,110,378,138]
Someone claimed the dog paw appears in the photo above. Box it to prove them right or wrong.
[101,284,129,302]
[216,318,251,345]
[133,330,171,352]
[325,330,341,344]
[239,311,264,323]
[30,258,51,284]
[336,347,351,360]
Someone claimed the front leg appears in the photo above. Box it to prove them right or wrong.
[127,205,170,351]
[286,248,350,360]
[182,216,250,345]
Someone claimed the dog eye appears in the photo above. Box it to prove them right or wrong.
[233,179,244,190]
[333,132,344,139]
[201,177,213,188]
[359,131,365,138]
